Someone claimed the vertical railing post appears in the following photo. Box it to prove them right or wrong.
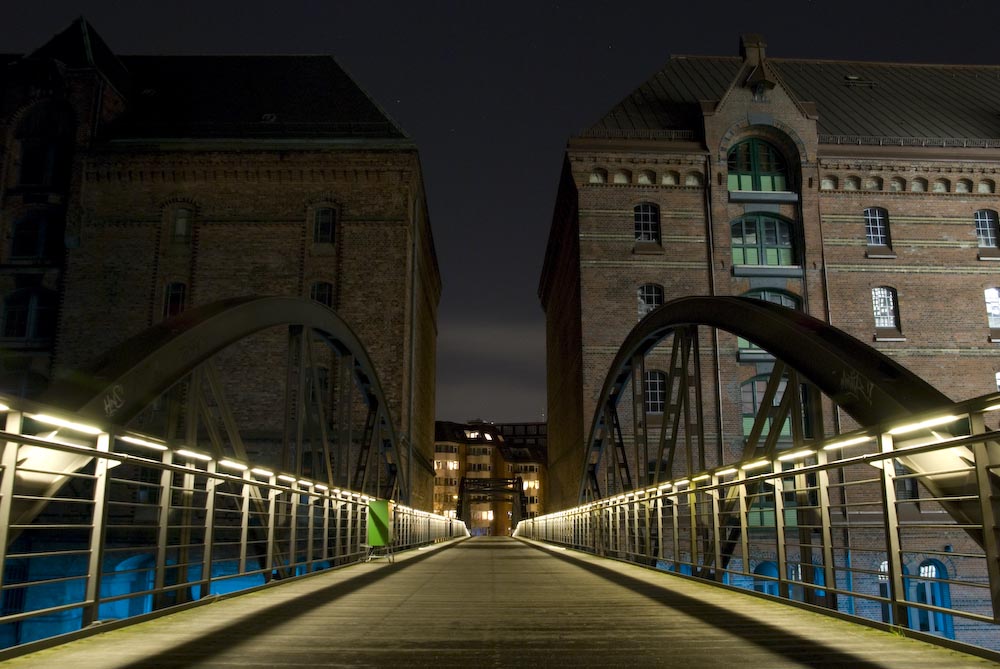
[0,410,24,596]
[305,487,315,571]
[201,460,218,599]
[815,449,838,610]
[153,450,173,609]
[738,470,750,581]
[83,430,112,626]
[773,473,788,599]
[710,476,723,581]
[878,432,908,627]
[321,492,331,565]
[265,474,278,580]
[671,492,681,571]
[238,470,250,575]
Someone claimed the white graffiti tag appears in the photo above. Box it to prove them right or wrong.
[103,384,125,417]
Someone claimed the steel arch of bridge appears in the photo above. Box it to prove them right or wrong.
[43,295,410,503]
[580,296,988,539]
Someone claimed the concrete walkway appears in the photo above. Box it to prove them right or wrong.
[3,536,998,668]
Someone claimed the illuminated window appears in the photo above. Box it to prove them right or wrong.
[163,282,187,319]
[637,284,664,318]
[730,214,795,266]
[590,168,607,184]
[727,139,787,191]
[864,207,891,249]
[987,289,1000,335]
[820,176,836,190]
[910,178,927,193]
[310,281,333,308]
[741,376,789,438]
[634,203,660,243]
[447,461,459,470]
[889,177,906,192]
[314,207,336,243]
[644,370,666,413]
[872,286,901,335]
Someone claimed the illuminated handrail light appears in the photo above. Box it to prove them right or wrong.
[658,483,672,491]
[176,449,212,462]
[251,467,274,477]
[778,449,815,462]
[219,459,248,471]
[316,484,328,491]
[691,474,710,483]
[297,479,312,486]
[822,435,872,451]
[0,403,10,412]
[29,413,102,435]
[674,479,690,487]
[119,435,168,451]
[740,460,771,471]
[888,415,961,435]
[645,488,657,495]
[277,474,297,483]
[715,467,738,477]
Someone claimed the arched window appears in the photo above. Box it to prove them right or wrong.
[863,207,891,249]
[2,287,56,340]
[643,370,666,413]
[633,203,660,244]
[889,177,906,192]
[872,286,901,336]
[975,209,999,249]
[910,178,928,193]
[637,170,655,185]
[843,176,861,191]
[753,561,780,596]
[589,168,607,184]
[730,214,795,266]
[684,172,703,187]
[955,179,972,193]
[979,179,995,194]
[932,178,950,193]
[737,290,800,355]
[313,207,337,244]
[15,101,74,189]
[661,171,679,186]
[163,282,186,319]
[741,375,790,439]
[172,207,192,242]
[310,281,334,308]
[913,561,954,638]
[865,176,883,191]
[637,283,663,319]
[727,139,788,191]
[986,289,1000,336]
[613,170,631,184]
[820,176,837,191]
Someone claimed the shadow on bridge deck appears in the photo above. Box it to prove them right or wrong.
[2,536,997,668]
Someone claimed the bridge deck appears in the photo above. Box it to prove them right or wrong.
[3,537,997,668]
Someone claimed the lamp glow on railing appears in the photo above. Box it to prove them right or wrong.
[741,459,771,471]
[0,403,10,412]
[219,459,248,471]
[277,474,296,483]
[120,435,168,451]
[28,413,103,435]
[887,415,961,435]
[778,449,815,462]
[316,484,328,491]
[251,467,274,477]
[822,435,872,450]
[715,467,738,477]
[691,474,710,482]
[674,479,690,487]
[176,449,212,461]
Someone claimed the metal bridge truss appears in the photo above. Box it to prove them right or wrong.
[455,477,529,527]
[519,296,1000,650]
[0,297,468,652]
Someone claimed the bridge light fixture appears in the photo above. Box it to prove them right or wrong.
[823,435,872,450]
[645,488,657,495]
[658,483,672,491]
[691,474,710,482]
[120,435,168,451]
[251,467,275,477]
[778,449,815,462]
[219,459,248,471]
[332,488,342,495]
[316,484,328,491]
[277,474,297,483]
[740,460,771,471]
[28,413,102,435]
[298,480,312,486]
[673,479,690,488]
[715,467,738,477]
[176,449,212,461]
[0,403,9,411]
[983,403,1000,412]
[888,415,961,435]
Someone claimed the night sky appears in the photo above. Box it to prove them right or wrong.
[4,1,1000,422]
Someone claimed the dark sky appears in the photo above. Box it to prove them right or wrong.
[4,1,1000,422]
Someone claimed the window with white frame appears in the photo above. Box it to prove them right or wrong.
[864,207,891,249]
[637,284,664,318]
[644,370,666,413]
[975,209,999,249]
[634,203,661,243]
[310,281,333,308]
[987,288,1000,334]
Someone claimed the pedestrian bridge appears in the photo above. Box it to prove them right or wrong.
[2,536,998,668]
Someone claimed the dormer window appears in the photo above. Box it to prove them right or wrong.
[727,139,788,192]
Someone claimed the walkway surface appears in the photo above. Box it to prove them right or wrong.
[4,536,999,668]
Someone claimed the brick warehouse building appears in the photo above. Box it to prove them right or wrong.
[540,35,1000,646]
[0,19,440,507]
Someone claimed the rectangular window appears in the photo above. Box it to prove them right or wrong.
[314,208,336,243]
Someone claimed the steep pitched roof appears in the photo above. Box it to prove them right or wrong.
[28,16,130,94]
[583,55,1000,146]
[109,55,409,141]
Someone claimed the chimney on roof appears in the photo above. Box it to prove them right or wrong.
[740,34,767,66]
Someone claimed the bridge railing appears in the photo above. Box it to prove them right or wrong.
[0,393,467,651]
[515,393,1000,652]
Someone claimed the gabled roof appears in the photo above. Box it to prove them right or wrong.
[28,16,130,94]
[109,55,409,141]
[582,54,1000,146]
